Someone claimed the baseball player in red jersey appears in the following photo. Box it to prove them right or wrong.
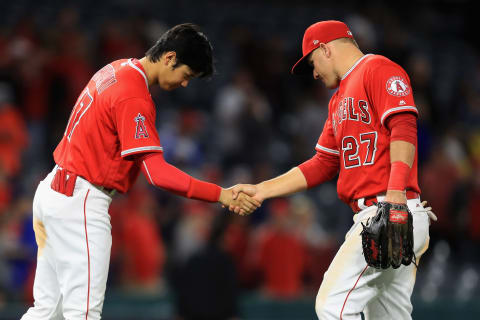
[21,23,259,320]
[231,21,436,319]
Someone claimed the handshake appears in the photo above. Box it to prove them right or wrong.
[218,184,263,216]
[216,167,307,215]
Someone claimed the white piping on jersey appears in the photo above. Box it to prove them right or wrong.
[121,146,163,157]
[128,59,149,88]
[380,106,418,125]
[315,144,340,155]
[341,54,373,80]
[142,161,156,186]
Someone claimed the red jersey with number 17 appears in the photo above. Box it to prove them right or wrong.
[315,54,420,204]
[53,59,163,193]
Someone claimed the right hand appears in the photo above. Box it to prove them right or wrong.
[218,186,261,216]
[228,183,265,214]
[421,200,437,222]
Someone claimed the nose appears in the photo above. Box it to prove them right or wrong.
[181,80,189,88]
[313,70,320,80]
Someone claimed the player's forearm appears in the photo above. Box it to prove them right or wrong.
[386,139,415,203]
[385,112,418,203]
[387,112,417,168]
[389,140,415,167]
[141,153,220,202]
[256,167,308,200]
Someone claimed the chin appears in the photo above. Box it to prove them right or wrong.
[161,84,175,91]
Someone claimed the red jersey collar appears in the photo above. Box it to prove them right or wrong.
[128,58,149,88]
[341,54,373,81]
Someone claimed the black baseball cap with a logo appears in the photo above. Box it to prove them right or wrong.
[291,20,354,75]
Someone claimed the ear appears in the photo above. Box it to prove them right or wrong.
[320,43,331,58]
[163,51,177,66]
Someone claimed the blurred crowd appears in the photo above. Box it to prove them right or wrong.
[0,0,479,318]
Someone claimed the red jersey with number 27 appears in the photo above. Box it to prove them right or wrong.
[54,59,163,193]
[315,54,420,204]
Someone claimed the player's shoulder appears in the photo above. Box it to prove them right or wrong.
[364,54,405,72]
[97,59,150,101]
[114,59,149,91]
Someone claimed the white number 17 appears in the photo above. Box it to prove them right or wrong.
[64,87,93,141]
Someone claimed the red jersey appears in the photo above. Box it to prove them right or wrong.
[316,54,420,203]
[54,59,163,193]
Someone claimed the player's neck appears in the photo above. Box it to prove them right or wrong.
[138,57,157,86]
[335,48,365,80]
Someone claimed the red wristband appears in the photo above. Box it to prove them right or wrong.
[187,177,221,202]
[387,161,410,191]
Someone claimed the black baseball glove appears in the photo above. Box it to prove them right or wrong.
[360,202,414,269]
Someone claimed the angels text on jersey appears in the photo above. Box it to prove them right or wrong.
[332,96,371,136]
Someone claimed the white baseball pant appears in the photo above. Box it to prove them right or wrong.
[315,197,430,320]
[22,168,113,320]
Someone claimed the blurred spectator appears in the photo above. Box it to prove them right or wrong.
[0,196,36,301]
[224,213,254,288]
[116,184,166,293]
[97,18,147,68]
[214,69,272,166]
[174,214,238,320]
[0,83,28,178]
[169,108,209,168]
[290,195,336,292]
[249,198,307,299]
[420,130,471,245]
[420,143,460,239]
[0,166,12,216]
[407,53,435,163]
[287,84,329,163]
[468,166,480,242]
[171,201,215,265]
[467,133,480,246]
[46,14,94,150]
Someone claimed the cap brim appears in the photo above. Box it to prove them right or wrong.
[291,49,315,75]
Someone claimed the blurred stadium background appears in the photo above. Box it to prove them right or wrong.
[0,0,478,319]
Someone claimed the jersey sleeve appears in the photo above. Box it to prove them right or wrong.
[115,97,163,159]
[298,150,339,188]
[315,116,340,157]
[366,62,418,126]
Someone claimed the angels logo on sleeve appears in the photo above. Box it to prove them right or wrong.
[134,113,149,139]
[386,76,411,97]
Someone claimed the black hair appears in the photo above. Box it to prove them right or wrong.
[146,23,214,78]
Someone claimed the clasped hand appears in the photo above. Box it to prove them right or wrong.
[219,184,263,216]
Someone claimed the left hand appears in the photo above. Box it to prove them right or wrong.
[385,192,438,223]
